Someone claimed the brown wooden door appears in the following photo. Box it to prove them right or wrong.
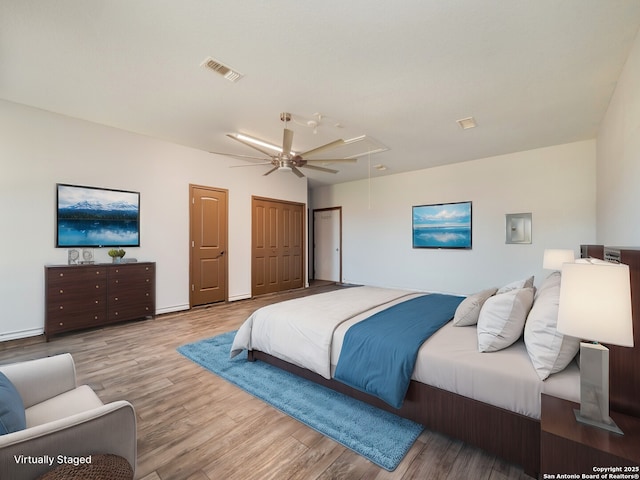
[252,197,304,296]
[190,185,228,307]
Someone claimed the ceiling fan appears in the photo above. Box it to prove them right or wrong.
[212,113,357,177]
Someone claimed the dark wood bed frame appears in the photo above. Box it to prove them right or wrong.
[248,245,640,478]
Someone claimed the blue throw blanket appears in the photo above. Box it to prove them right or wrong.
[334,293,464,408]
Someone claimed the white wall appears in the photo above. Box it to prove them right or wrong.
[596,28,640,245]
[311,140,596,294]
[0,100,307,341]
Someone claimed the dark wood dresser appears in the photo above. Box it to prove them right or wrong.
[45,262,155,340]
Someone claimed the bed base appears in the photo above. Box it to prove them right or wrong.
[248,349,539,477]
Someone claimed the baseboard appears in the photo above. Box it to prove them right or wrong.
[228,293,252,302]
[0,327,44,342]
[155,304,190,315]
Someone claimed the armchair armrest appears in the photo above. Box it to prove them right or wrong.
[0,354,77,408]
[0,400,137,480]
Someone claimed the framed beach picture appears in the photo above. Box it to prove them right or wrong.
[412,201,472,249]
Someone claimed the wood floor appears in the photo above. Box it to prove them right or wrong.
[0,283,532,480]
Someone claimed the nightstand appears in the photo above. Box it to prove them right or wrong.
[540,394,640,475]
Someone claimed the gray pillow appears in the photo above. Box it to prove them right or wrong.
[453,288,498,326]
[525,272,580,380]
[477,287,535,352]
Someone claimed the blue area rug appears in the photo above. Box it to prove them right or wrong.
[177,331,424,471]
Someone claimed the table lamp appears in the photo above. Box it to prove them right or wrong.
[556,259,634,434]
[542,249,575,271]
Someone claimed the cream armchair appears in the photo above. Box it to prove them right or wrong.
[0,353,136,480]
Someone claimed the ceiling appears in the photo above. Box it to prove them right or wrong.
[2,1,640,187]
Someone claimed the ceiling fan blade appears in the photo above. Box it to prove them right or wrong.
[300,164,339,174]
[282,128,294,156]
[299,139,345,158]
[230,162,273,168]
[227,134,275,157]
[304,158,358,164]
[210,151,270,162]
[263,166,279,176]
[291,166,305,178]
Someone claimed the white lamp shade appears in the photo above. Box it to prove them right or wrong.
[543,249,575,270]
[557,262,634,347]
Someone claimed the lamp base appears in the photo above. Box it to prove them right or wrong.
[576,342,624,435]
[573,409,624,435]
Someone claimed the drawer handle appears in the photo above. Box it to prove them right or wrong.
[59,273,64,277]
[59,289,64,294]
[59,322,64,326]
[114,312,118,316]
[96,285,100,289]
[115,297,118,301]
[95,300,99,304]
[146,279,149,283]
[59,306,63,310]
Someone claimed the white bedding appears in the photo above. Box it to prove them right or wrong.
[230,286,420,378]
[231,285,581,419]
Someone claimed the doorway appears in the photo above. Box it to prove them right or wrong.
[252,196,305,296]
[313,207,342,282]
[190,185,228,307]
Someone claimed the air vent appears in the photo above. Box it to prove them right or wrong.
[456,117,477,130]
[200,57,244,83]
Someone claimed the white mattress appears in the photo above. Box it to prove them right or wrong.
[333,319,580,419]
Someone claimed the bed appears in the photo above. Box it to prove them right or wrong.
[230,273,582,477]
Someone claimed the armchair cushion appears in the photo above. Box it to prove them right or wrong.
[26,385,103,428]
[0,372,26,435]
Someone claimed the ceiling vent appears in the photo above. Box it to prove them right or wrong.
[200,57,244,83]
[456,117,477,130]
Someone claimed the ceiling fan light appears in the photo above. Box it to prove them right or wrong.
[278,165,292,172]
[234,134,281,153]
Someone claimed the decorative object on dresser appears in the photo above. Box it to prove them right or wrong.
[108,248,126,263]
[45,262,155,340]
[557,259,634,434]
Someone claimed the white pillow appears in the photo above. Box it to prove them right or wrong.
[477,287,534,352]
[496,276,534,294]
[453,288,498,326]
[525,272,580,380]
